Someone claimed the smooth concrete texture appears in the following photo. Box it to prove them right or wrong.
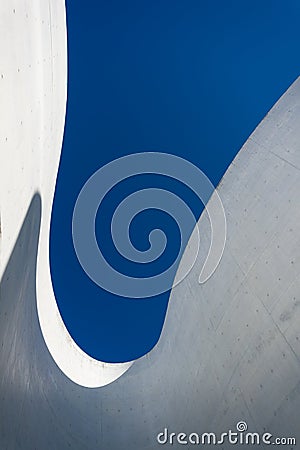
[0,1,132,388]
[1,69,300,450]
[1,2,300,449]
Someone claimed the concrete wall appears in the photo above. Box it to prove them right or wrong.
[1,1,300,449]
[0,0,132,388]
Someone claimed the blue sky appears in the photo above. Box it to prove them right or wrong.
[50,0,300,362]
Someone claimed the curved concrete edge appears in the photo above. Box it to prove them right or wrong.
[1,17,300,446]
[0,0,132,388]
[154,75,300,445]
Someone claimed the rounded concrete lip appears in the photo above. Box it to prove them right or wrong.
[0,0,132,388]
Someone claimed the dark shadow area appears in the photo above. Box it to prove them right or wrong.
[0,194,102,449]
[0,185,299,450]
[0,193,174,450]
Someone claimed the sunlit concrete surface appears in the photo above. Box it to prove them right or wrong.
[1,2,300,449]
[0,1,132,390]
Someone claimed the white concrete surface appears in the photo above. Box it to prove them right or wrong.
[0,0,132,388]
[1,75,300,449]
[1,1,300,448]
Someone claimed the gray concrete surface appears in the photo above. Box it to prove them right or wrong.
[1,1,300,449]
[1,77,300,449]
[0,0,130,387]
